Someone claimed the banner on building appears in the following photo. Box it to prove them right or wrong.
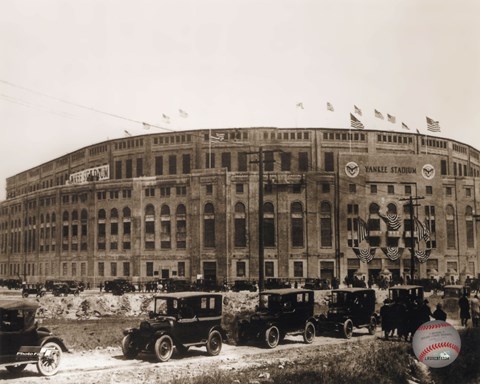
[67,164,110,185]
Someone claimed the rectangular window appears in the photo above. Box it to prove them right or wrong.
[466,221,474,248]
[206,153,215,168]
[123,262,130,276]
[264,151,274,172]
[426,186,433,195]
[236,184,244,193]
[265,261,274,277]
[182,154,191,174]
[110,262,117,277]
[299,152,309,172]
[178,262,185,277]
[405,185,412,195]
[206,184,213,195]
[236,261,246,277]
[98,262,104,277]
[136,158,143,177]
[293,261,304,278]
[387,185,394,194]
[155,156,163,175]
[146,262,154,277]
[320,218,332,247]
[126,159,132,178]
[169,155,177,175]
[281,152,291,171]
[324,152,334,172]
[370,185,377,194]
[115,160,122,179]
[446,187,452,196]
[238,152,247,171]
[349,184,356,193]
[322,183,330,193]
[466,188,472,197]
[221,152,231,171]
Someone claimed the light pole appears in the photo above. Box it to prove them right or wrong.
[400,195,424,283]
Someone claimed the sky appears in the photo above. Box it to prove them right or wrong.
[1,0,480,200]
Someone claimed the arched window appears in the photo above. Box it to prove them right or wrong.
[234,202,247,248]
[145,204,155,250]
[263,202,275,247]
[204,203,215,248]
[369,203,380,214]
[291,202,304,247]
[111,208,119,220]
[320,201,332,247]
[466,206,474,249]
[387,203,397,214]
[160,205,171,249]
[446,205,456,249]
[122,207,131,250]
[176,204,187,249]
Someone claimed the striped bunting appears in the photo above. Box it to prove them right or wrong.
[381,246,404,261]
[357,217,369,242]
[414,217,431,241]
[415,249,431,263]
[379,212,402,230]
[352,247,376,263]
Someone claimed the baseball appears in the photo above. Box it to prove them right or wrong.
[412,320,461,368]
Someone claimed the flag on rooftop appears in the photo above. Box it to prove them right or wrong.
[374,109,384,119]
[387,114,396,124]
[142,122,151,130]
[327,102,334,112]
[401,122,409,130]
[179,109,189,118]
[162,114,170,124]
[354,105,362,116]
[426,116,441,132]
[210,133,225,142]
[350,113,365,130]
[416,128,421,134]
[296,102,304,109]
[124,130,132,137]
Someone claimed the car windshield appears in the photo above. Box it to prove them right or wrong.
[444,288,462,297]
[154,297,176,316]
[330,291,352,307]
[0,309,36,332]
[258,294,283,312]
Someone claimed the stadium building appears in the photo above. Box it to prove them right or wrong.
[0,127,479,286]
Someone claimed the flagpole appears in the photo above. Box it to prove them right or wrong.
[425,132,428,155]
[349,129,352,153]
[209,128,212,168]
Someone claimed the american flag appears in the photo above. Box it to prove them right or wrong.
[162,113,171,124]
[401,122,410,130]
[350,113,365,130]
[374,109,384,119]
[387,114,396,124]
[296,102,304,109]
[142,122,151,130]
[179,109,189,118]
[210,133,225,142]
[426,116,441,132]
[357,217,369,242]
[327,102,334,112]
[414,216,431,241]
[354,105,362,116]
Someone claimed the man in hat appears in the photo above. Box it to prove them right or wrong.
[432,303,447,321]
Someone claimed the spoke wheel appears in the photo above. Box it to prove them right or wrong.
[206,330,222,356]
[343,319,353,339]
[154,335,174,362]
[37,342,62,376]
[265,326,280,349]
[303,321,316,344]
[122,334,139,359]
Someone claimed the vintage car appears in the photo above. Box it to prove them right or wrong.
[104,279,136,294]
[237,289,317,348]
[122,292,226,362]
[317,288,377,339]
[264,278,292,290]
[166,279,194,292]
[0,299,68,376]
[21,284,47,298]
[442,285,471,313]
[52,282,80,297]
[231,280,257,292]
[302,278,330,290]
[388,285,424,308]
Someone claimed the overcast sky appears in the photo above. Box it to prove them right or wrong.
[1,0,479,200]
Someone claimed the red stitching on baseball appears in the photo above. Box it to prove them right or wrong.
[417,323,451,331]
[418,341,460,361]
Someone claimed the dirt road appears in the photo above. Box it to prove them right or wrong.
[0,331,377,384]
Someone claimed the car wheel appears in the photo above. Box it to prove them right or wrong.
[121,334,139,359]
[206,330,222,356]
[154,335,174,362]
[176,344,189,355]
[22,292,28,298]
[303,321,316,344]
[368,316,377,335]
[265,326,280,349]
[343,319,353,339]
[6,364,27,373]
[74,291,79,296]
[37,341,62,376]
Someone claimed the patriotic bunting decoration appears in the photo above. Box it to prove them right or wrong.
[379,212,402,230]
[357,217,369,242]
[350,113,365,130]
[381,246,404,261]
[352,247,376,263]
[414,217,431,241]
[415,249,431,263]
[426,116,441,132]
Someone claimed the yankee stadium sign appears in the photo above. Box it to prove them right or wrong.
[67,164,110,185]
[345,161,435,180]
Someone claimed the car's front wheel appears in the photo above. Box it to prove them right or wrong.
[264,325,280,349]
[6,364,27,374]
[122,334,139,359]
[343,319,353,339]
[154,335,174,362]
[37,341,62,376]
[206,330,222,356]
[22,292,28,298]
[303,321,316,344]
[368,316,377,335]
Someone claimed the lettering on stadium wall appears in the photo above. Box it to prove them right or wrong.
[67,164,110,185]
[365,166,417,174]
[345,161,435,179]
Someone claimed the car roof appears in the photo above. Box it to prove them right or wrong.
[0,299,39,311]
[331,288,375,293]
[389,285,423,290]
[443,285,467,289]
[261,288,313,295]
[154,291,222,300]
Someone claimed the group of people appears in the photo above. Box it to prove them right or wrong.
[458,293,480,327]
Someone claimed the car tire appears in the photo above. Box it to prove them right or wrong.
[154,335,174,362]
[121,334,139,359]
[37,341,62,376]
[265,325,280,349]
[206,330,222,356]
[303,321,316,344]
[368,316,377,335]
[22,292,28,298]
[343,319,353,339]
[6,364,27,374]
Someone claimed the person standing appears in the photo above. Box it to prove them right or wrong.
[470,294,480,327]
[432,303,447,321]
[458,293,471,327]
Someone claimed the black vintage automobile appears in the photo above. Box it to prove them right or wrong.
[302,278,330,290]
[264,278,292,290]
[0,299,68,376]
[21,284,47,298]
[237,288,317,348]
[442,284,471,313]
[317,288,377,339]
[388,285,424,307]
[52,282,80,297]
[122,292,226,362]
[104,279,136,294]
[231,280,257,292]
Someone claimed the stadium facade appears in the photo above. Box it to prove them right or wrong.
[0,127,479,285]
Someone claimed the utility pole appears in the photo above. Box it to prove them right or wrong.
[400,195,424,283]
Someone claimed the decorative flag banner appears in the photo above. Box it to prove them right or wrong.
[296,102,304,109]
[357,217,369,243]
[401,122,410,130]
[210,133,225,142]
[387,114,396,124]
[354,105,362,116]
[327,102,334,112]
[124,130,132,137]
[352,247,376,263]
[414,217,431,241]
[381,246,404,261]
[350,113,365,130]
[416,128,421,134]
[162,114,171,124]
[142,122,151,130]
[179,109,189,118]
[415,249,431,263]
[379,212,402,230]
[426,116,441,132]
[374,109,384,119]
